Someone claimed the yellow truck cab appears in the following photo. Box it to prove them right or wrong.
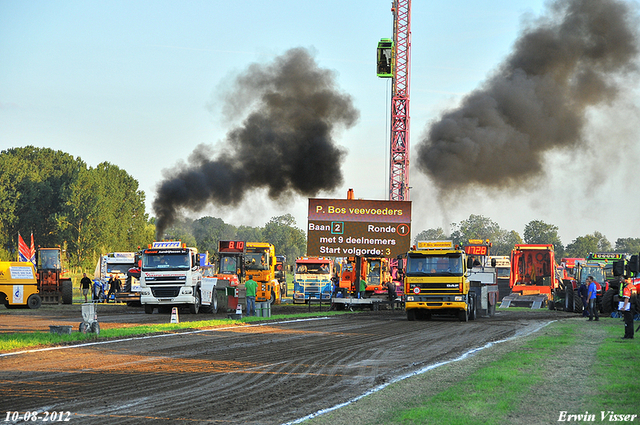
[0,261,41,309]
[245,242,280,304]
[400,240,498,321]
[402,241,469,321]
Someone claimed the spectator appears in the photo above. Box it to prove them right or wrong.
[578,278,588,317]
[386,280,397,311]
[620,278,635,339]
[358,278,366,299]
[331,274,339,297]
[80,273,92,303]
[107,274,121,302]
[245,276,257,316]
[587,275,599,321]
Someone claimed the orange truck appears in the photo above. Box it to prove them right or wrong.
[339,256,392,297]
[37,247,73,304]
[501,244,564,309]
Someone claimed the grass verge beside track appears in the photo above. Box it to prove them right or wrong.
[303,316,639,425]
[0,311,349,353]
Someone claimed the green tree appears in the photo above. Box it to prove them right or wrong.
[593,231,611,252]
[0,146,82,254]
[614,238,640,254]
[523,220,564,257]
[413,228,447,244]
[59,163,152,269]
[192,216,237,258]
[0,147,152,269]
[450,215,502,247]
[492,230,523,256]
[565,234,599,258]
[263,214,306,261]
[162,218,197,247]
[236,225,263,243]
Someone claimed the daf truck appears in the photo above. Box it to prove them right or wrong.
[399,240,498,322]
[140,241,203,314]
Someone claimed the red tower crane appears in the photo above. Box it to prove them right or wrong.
[378,0,411,201]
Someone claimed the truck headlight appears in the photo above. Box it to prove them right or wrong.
[407,296,414,302]
[141,289,151,295]
[181,287,193,295]
[454,296,463,301]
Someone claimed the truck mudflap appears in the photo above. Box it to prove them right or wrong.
[500,292,549,309]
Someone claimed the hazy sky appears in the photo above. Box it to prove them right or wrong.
[2,0,639,247]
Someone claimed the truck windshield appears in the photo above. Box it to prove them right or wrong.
[106,264,134,274]
[496,268,511,279]
[406,254,463,276]
[579,266,605,284]
[245,251,268,270]
[296,263,330,274]
[219,255,238,274]
[142,252,190,271]
[39,250,61,270]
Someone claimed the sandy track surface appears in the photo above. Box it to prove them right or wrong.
[0,306,565,424]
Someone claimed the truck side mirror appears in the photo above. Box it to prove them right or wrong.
[396,256,404,273]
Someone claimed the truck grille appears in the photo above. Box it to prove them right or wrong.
[151,287,180,298]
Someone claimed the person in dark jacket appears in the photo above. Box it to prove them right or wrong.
[578,279,589,317]
[386,280,397,311]
[80,273,92,303]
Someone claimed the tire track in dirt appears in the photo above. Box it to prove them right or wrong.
[0,309,566,424]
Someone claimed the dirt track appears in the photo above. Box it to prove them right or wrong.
[0,305,567,424]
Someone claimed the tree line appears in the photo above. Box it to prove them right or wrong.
[0,146,154,269]
[3,147,639,271]
[413,214,640,259]
[0,147,306,270]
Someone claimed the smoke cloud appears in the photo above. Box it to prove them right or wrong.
[416,0,639,193]
[153,48,359,239]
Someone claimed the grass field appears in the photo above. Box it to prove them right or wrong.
[303,316,639,425]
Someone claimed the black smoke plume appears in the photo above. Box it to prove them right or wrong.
[416,0,639,192]
[153,48,359,239]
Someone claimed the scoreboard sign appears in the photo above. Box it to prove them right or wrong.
[307,198,411,258]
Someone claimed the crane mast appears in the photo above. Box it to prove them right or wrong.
[388,0,411,201]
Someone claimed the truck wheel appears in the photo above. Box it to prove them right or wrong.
[468,295,476,320]
[144,304,154,314]
[407,309,416,321]
[203,290,218,314]
[210,289,218,313]
[602,289,615,314]
[61,279,73,304]
[488,300,496,317]
[79,322,90,333]
[189,291,201,314]
[90,321,100,336]
[270,291,276,305]
[27,294,42,309]
[565,287,574,312]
